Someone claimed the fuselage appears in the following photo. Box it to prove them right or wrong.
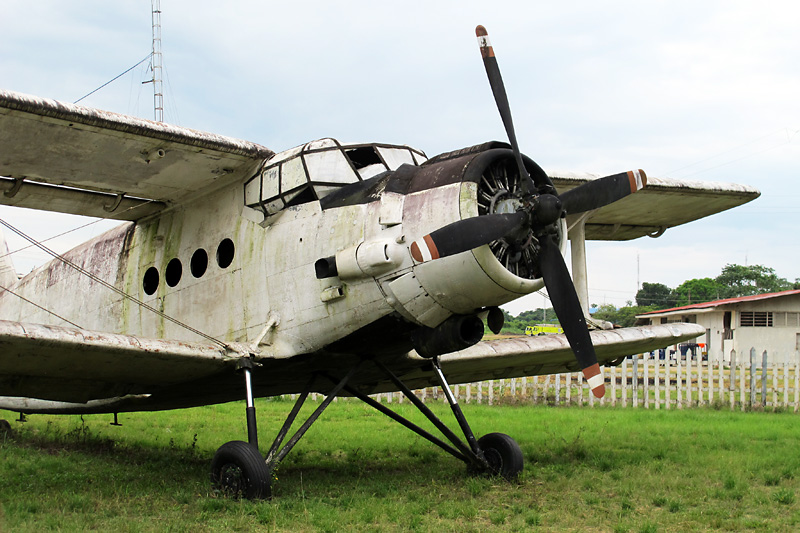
[0,139,559,359]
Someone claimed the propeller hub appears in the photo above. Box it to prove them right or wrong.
[530,193,562,227]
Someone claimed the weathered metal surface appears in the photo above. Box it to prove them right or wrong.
[0,89,273,218]
[0,321,704,413]
[394,323,707,391]
[0,89,273,158]
[0,318,242,403]
[553,171,760,241]
[0,176,166,220]
[0,227,16,288]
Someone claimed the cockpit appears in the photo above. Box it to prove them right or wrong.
[244,138,427,217]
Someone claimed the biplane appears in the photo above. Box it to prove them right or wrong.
[0,27,758,498]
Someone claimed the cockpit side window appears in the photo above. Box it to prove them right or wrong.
[244,139,426,218]
[305,149,358,184]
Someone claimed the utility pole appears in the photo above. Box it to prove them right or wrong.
[637,251,640,291]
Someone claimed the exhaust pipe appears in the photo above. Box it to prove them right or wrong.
[411,314,485,358]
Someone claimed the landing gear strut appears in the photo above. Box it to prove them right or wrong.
[210,355,523,499]
[210,357,271,499]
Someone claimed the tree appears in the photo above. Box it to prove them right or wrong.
[516,309,543,323]
[635,282,675,309]
[516,308,558,324]
[592,303,657,328]
[495,308,557,334]
[505,261,795,334]
[672,277,722,306]
[591,304,617,324]
[715,264,792,298]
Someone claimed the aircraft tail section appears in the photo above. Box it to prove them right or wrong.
[0,227,18,289]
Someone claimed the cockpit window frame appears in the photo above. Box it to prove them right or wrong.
[244,139,427,217]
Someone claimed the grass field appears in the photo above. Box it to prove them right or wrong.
[2,399,800,531]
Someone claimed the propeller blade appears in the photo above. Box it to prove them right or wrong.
[559,169,647,215]
[476,25,534,194]
[538,234,605,398]
[410,211,527,263]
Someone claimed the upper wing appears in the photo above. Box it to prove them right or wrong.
[0,89,273,220]
[551,171,760,241]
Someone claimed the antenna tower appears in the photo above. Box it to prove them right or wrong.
[150,0,164,122]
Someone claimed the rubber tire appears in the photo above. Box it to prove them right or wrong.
[210,440,271,500]
[477,432,524,480]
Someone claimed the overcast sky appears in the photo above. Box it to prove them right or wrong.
[1,1,798,315]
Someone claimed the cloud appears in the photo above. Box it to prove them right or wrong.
[1,0,797,313]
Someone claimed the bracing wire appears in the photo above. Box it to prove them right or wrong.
[0,218,233,351]
[1,218,116,262]
[0,283,82,328]
[0,198,160,263]
[74,53,153,104]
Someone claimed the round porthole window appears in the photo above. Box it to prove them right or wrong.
[217,238,235,269]
[191,248,208,278]
[143,266,159,295]
[165,258,182,287]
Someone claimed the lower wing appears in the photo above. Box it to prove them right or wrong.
[0,319,703,414]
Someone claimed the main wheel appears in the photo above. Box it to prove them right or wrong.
[210,440,271,500]
[477,432,524,480]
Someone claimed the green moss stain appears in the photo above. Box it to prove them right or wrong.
[161,214,185,268]
[460,181,479,218]
[117,224,139,333]
[119,214,187,336]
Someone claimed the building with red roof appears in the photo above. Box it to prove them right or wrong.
[636,290,800,364]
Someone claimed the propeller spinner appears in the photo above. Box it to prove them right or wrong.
[410,26,650,398]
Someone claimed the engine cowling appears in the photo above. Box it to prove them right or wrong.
[382,144,566,328]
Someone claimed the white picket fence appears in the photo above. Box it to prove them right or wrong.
[370,348,800,412]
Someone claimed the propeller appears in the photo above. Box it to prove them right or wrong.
[559,169,647,215]
[410,211,526,263]
[537,232,605,397]
[410,26,653,398]
[476,25,536,195]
